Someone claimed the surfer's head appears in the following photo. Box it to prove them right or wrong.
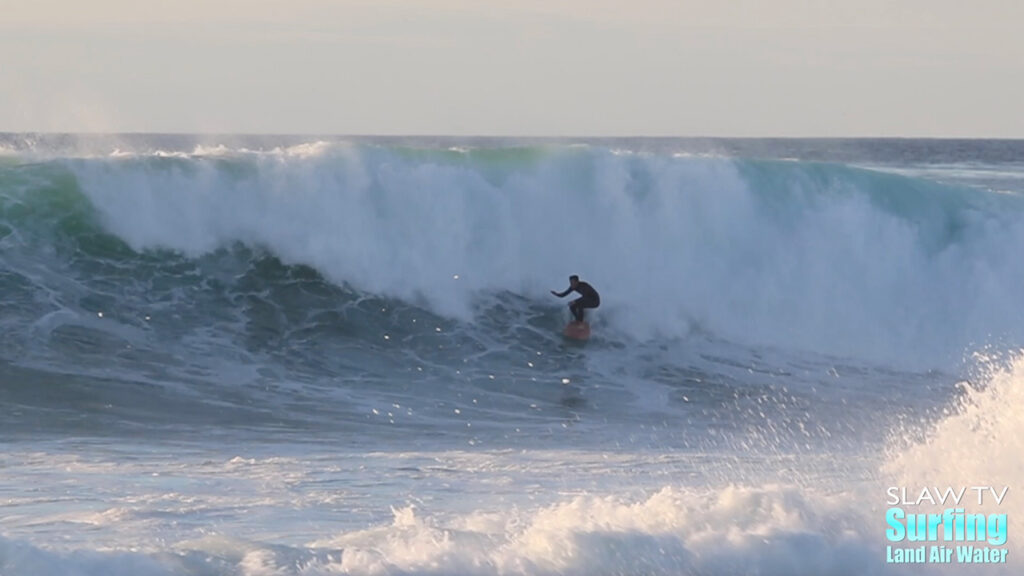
[569,275,579,287]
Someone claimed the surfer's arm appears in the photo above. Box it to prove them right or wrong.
[551,287,572,298]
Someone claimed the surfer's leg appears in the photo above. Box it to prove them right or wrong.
[570,299,584,322]
[576,296,597,322]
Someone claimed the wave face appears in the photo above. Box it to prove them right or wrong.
[4,140,1024,372]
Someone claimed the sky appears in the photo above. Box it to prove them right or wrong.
[1,0,1022,137]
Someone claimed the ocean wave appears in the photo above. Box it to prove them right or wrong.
[3,143,1024,370]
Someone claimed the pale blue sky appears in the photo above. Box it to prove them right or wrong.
[1,0,1022,136]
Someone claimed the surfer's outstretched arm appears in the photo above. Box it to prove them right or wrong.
[551,287,572,298]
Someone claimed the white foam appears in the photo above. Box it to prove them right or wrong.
[0,485,888,575]
[884,351,1024,540]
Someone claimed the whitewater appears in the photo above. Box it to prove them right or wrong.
[1,135,1023,575]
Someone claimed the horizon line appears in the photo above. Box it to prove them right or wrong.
[3,131,1024,142]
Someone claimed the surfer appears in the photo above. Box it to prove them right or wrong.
[551,275,600,323]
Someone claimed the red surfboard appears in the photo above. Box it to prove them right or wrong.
[563,321,590,341]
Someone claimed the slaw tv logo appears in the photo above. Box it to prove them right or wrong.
[886,486,1009,565]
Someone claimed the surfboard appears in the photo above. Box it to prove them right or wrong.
[563,321,590,340]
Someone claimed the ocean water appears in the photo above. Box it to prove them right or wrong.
[1,135,1023,575]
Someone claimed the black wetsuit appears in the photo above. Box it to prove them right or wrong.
[554,282,600,322]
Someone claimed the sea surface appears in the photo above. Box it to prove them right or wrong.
[1,135,1023,575]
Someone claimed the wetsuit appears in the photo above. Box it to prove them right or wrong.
[554,281,600,322]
